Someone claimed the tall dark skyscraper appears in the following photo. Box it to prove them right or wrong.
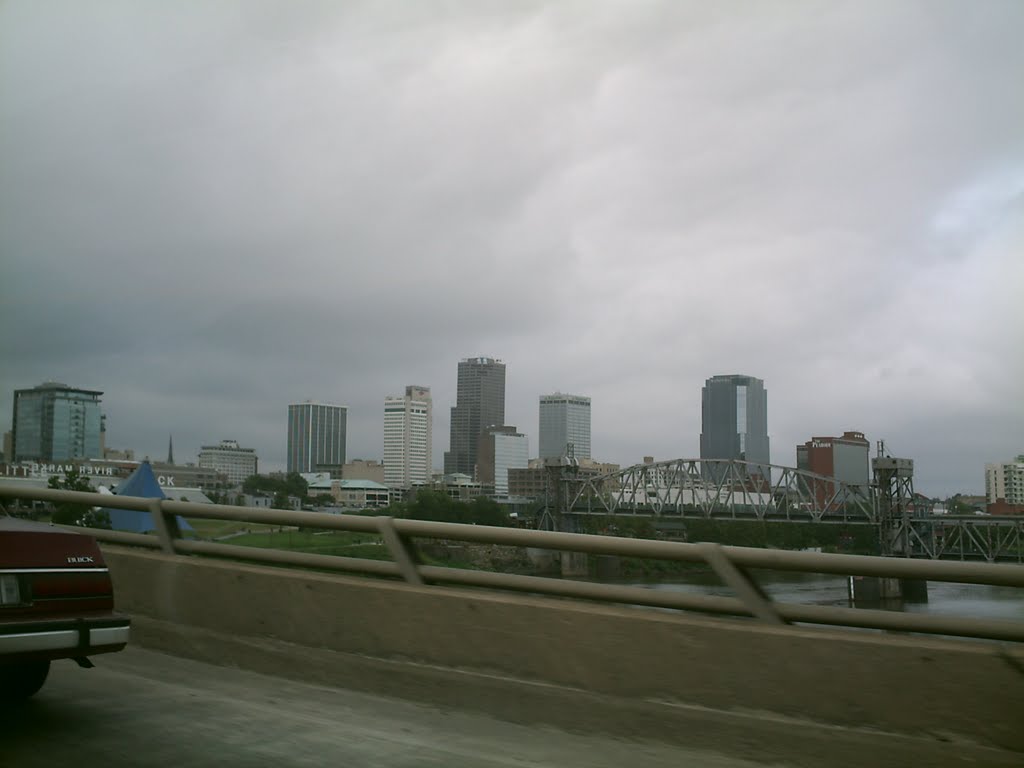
[444,357,506,477]
[287,401,347,475]
[700,374,770,481]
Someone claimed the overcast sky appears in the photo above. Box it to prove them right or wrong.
[1,1,1022,496]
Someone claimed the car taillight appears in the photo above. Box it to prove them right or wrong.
[1,573,21,605]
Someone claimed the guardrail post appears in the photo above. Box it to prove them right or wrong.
[148,498,178,555]
[698,542,785,625]
[376,517,424,585]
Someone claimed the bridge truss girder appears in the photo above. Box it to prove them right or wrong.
[905,517,1024,563]
[567,458,876,523]
[561,458,1024,562]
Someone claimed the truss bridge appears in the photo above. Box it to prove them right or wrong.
[547,458,1023,562]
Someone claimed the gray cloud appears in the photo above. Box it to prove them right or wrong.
[2,0,1022,495]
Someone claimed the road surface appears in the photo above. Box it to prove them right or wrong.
[1,648,760,768]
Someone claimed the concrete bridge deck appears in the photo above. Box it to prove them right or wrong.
[35,544,1017,768]
[1,647,764,768]
[3,645,1020,768]
[5,485,1023,765]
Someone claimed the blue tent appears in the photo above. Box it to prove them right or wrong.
[102,461,193,534]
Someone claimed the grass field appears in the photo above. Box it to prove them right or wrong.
[224,529,391,560]
[183,519,280,540]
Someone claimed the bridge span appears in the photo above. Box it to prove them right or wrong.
[552,457,1024,561]
[568,458,876,522]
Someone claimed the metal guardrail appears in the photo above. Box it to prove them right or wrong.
[3,484,1024,642]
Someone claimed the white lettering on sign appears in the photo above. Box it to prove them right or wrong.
[811,441,832,449]
[158,476,175,487]
[10,463,116,478]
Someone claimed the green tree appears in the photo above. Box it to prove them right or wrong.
[283,472,309,499]
[48,468,111,529]
[466,497,509,527]
[243,473,309,505]
[947,495,974,515]
[395,490,510,527]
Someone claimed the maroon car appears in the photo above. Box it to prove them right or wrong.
[0,515,130,700]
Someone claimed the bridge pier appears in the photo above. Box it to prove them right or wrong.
[848,576,929,605]
[560,551,589,577]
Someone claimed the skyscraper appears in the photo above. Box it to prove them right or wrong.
[539,393,591,460]
[699,374,770,481]
[476,425,528,497]
[383,386,433,488]
[12,382,104,462]
[287,402,347,475]
[444,357,505,477]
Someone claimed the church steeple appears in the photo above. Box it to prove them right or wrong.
[167,435,174,465]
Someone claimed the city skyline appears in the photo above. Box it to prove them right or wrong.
[1,3,1021,497]
[2,368,1014,500]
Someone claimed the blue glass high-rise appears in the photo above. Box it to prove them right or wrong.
[699,374,770,484]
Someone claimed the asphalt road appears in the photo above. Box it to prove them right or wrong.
[0,648,762,768]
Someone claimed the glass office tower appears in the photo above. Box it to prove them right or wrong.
[699,374,770,482]
[12,382,103,462]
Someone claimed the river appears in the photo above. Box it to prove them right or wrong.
[637,570,1024,622]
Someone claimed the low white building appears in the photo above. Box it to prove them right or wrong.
[308,478,392,508]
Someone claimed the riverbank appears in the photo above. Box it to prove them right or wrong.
[216,523,880,579]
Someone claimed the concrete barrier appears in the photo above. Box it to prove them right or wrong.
[103,545,1024,762]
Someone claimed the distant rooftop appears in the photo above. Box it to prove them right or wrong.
[307,478,389,491]
[19,381,103,396]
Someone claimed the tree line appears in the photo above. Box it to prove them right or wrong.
[240,472,310,508]
[385,489,512,527]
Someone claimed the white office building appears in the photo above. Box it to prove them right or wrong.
[383,386,432,488]
[197,440,258,485]
[985,455,1024,505]
[539,393,591,460]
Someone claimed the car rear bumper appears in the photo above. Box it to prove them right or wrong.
[0,616,130,660]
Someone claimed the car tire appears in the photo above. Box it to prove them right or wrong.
[0,660,51,701]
